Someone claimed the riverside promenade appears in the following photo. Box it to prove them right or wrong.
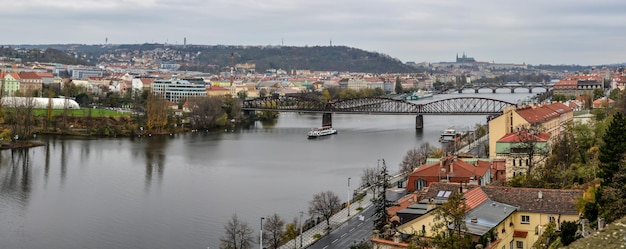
[278,194,373,249]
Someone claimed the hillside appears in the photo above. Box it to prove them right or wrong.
[0,47,94,66]
[4,44,419,74]
[562,216,626,249]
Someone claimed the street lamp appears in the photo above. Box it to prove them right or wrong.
[299,211,304,248]
[260,217,264,249]
[347,177,351,217]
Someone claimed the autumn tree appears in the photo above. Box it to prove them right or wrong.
[262,213,285,249]
[220,214,254,249]
[308,190,341,228]
[145,92,169,133]
[283,218,299,249]
[399,142,434,174]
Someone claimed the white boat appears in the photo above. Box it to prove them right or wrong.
[402,90,434,100]
[439,129,459,143]
[307,126,337,138]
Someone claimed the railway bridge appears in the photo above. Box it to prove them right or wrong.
[242,95,515,129]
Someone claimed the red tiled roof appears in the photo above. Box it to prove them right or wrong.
[497,131,550,143]
[515,103,572,125]
[18,71,42,79]
[462,187,489,210]
[513,230,528,238]
[479,186,583,214]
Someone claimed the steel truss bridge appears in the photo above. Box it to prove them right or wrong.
[242,95,514,129]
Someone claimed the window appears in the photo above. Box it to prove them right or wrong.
[521,215,530,224]
[549,216,555,223]
[516,241,523,248]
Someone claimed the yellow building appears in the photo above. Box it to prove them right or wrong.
[488,103,573,159]
[386,184,582,249]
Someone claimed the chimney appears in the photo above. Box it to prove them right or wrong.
[538,190,543,199]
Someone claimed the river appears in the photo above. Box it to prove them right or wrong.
[0,90,539,249]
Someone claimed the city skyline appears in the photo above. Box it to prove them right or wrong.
[2,0,625,66]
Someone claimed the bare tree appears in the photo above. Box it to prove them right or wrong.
[515,126,549,176]
[8,96,36,141]
[360,167,379,189]
[399,142,434,174]
[263,213,285,249]
[219,214,254,249]
[308,190,341,228]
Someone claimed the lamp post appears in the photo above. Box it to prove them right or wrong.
[299,211,304,248]
[260,217,264,249]
[347,177,351,217]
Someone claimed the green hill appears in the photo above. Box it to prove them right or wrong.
[4,44,419,73]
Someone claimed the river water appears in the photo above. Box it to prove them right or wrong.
[0,90,538,249]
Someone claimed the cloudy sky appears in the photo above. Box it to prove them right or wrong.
[2,0,625,65]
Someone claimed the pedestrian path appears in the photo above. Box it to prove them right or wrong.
[279,194,373,249]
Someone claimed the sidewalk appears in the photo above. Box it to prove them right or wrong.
[279,193,373,249]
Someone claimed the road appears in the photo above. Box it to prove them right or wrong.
[307,190,405,249]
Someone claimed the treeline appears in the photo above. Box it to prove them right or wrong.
[11,44,417,73]
[0,47,94,66]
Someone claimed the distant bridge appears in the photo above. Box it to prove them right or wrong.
[454,82,554,93]
[242,95,514,129]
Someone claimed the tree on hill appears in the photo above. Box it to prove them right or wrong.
[395,76,403,94]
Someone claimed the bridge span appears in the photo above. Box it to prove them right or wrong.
[242,96,515,129]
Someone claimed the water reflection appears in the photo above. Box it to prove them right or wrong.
[144,136,167,191]
[0,149,32,209]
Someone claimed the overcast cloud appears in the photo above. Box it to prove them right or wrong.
[2,0,625,65]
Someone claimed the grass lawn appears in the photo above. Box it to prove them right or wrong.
[29,108,133,117]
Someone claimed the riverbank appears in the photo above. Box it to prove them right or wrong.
[0,140,45,150]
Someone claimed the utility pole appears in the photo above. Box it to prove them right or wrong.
[299,211,304,248]
[347,177,351,217]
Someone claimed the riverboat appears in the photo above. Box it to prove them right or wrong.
[402,90,434,101]
[439,129,460,143]
[307,126,337,138]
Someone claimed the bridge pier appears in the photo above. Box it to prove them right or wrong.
[415,115,423,130]
[458,89,463,93]
[528,88,533,93]
[475,89,479,93]
[492,89,497,93]
[322,113,333,127]
[511,88,515,93]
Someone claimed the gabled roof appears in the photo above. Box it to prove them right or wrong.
[515,103,572,125]
[18,71,42,79]
[410,156,492,179]
[479,186,583,214]
[496,131,550,143]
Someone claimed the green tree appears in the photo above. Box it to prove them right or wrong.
[395,76,403,94]
[372,159,394,231]
[429,192,472,249]
[593,88,604,100]
[560,221,578,246]
[283,219,299,249]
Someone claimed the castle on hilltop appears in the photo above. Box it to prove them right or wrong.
[456,52,476,63]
